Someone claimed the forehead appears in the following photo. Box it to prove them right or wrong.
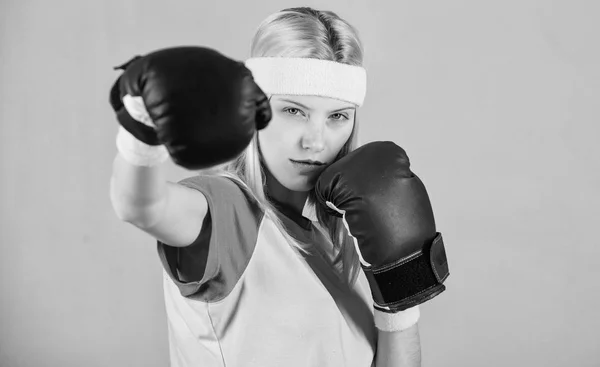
[271,94,356,110]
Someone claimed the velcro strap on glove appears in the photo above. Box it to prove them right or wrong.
[365,232,449,312]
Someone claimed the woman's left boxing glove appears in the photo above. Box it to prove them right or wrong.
[314,141,450,330]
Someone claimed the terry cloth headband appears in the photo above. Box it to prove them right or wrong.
[244,57,367,107]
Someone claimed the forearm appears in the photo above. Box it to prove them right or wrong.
[110,151,167,225]
[375,323,421,367]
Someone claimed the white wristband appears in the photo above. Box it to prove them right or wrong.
[374,305,420,332]
[116,126,169,167]
[115,94,169,167]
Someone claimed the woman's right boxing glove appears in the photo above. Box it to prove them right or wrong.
[109,46,272,169]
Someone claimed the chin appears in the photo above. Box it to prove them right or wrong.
[282,177,315,192]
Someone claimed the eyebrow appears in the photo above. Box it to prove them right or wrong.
[277,98,355,113]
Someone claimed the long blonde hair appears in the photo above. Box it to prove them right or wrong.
[205,7,365,285]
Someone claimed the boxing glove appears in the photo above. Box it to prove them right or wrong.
[109,46,271,169]
[314,141,449,326]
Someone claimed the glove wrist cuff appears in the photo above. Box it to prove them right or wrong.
[364,232,449,311]
[116,126,169,167]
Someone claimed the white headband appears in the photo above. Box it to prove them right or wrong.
[244,57,367,107]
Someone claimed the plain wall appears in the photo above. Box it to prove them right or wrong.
[1,0,599,366]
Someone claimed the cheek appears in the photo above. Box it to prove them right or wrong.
[328,122,355,154]
[257,118,292,165]
[261,117,287,143]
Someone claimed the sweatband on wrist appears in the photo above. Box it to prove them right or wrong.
[374,305,420,332]
[244,57,367,106]
[115,94,169,166]
[116,126,169,167]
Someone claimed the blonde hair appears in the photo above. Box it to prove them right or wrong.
[205,7,365,286]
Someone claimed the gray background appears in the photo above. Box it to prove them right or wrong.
[1,0,599,366]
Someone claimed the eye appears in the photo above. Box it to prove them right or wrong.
[331,113,349,121]
[283,107,302,116]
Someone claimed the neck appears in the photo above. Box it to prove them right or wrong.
[263,164,309,216]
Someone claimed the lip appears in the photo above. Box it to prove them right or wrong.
[290,159,326,166]
[289,159,327,173]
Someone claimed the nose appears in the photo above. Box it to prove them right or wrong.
[301,122,325,152]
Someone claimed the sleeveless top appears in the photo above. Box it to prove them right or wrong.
[156,175,377,367]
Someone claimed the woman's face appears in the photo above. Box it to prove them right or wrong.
[258,94,356,191]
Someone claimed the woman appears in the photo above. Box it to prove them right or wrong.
[110,6,423,367]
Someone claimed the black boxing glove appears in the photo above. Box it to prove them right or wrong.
[314,141,449,331]
[109,46,271,169]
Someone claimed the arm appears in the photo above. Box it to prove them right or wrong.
[110,149,208,247]
[110,150,167,226]
[108,46,270,247]
[314,142,449,366]
[376,323,421,367]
